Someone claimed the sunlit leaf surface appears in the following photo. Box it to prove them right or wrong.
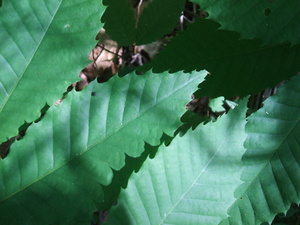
[0,70,205,224]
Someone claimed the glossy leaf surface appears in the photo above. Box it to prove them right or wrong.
[0,70,205,224]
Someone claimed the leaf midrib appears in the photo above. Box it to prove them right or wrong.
[225,100,300,220]
[1,73,199,203]
[158,124,237,225]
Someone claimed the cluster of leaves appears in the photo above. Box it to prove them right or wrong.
[0,0,299,224]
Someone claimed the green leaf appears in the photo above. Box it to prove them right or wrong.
[224,100,238,110]
[140,19,300,98]
[194,0,300,45]
[101,0,136,46]
[0,70,205,224]
[135,0,185,45]
[101,0,185,45]
[209,96,225,112]
[99,139,168,211]
[103,99,248,225]
[175,110,210,137]
[0,0,104,143]
[220,75,300,225]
